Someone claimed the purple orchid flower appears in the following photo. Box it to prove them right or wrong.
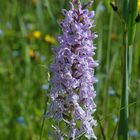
[47,0,98,139]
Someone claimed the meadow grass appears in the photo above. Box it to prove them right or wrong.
[0,0,140,140]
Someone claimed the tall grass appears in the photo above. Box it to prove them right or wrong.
[0,0,140,140]
[118,24,129,140]
[118,0,138,140]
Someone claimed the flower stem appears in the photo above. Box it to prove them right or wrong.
[118,25,129,140]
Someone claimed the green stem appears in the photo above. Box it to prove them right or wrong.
[118,26,129,140]
[39,105,47,140]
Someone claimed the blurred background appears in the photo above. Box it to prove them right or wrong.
[0,0,140,140]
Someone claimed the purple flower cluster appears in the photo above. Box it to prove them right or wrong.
[47,0,98,139]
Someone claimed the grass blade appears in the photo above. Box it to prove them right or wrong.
[118,26,129,140]
[44,0,55,24]
[128,0,138,46]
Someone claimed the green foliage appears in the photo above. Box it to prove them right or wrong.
[0,0,140,140]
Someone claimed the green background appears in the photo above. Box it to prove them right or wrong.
[0,0,140,139]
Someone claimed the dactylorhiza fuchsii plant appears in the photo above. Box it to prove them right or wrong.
[47,0,98,139]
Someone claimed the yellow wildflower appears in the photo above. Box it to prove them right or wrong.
[138,0,140,13]
[44,35,57,44]
[29,49,36,59]
[32,31,41,39]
